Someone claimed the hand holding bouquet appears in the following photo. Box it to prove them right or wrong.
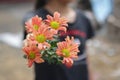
[22,12,80,68]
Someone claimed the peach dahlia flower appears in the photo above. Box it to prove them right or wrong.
[46,12,68,32]
[23,41,44,67]
[56,36,79,67]
[25,15,42,33]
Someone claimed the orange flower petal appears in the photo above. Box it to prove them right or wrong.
[47,15,53,21]
[35,56,44,63]
[54,12,60,20]
[63,58,73,68]
[28,60,34,67]
[58,27,67,32]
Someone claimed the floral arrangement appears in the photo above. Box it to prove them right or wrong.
[22,12,79,68]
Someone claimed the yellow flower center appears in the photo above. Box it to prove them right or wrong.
[62,49,70,57]
[33,25,39,30]
[50,21,59,29]
[29,52,35,59]
[36,35,46,43]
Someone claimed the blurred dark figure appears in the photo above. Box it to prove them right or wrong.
[23,0,95,80]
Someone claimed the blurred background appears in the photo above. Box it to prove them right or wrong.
[0,0,119,80]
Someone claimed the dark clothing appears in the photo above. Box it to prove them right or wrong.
[23,8,94,80]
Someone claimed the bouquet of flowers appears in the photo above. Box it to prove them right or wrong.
[22,12,80,68]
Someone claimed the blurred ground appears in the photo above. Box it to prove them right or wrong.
[0,3,34,80]
[87,37,120,80]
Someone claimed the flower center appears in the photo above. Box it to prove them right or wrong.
[50,21,59,29]
[33,25,39,30]
[29,52,35,59]
[36,35,46,43]
[62,49,70,57]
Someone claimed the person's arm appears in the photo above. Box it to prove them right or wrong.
[85,17,95,40]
